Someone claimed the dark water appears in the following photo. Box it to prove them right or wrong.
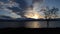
[0,21,60,28]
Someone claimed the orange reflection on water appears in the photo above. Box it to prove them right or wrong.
[25,21,41,28]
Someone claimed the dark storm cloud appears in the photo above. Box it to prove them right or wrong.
[0,0,33,18]
[8,0,28,17]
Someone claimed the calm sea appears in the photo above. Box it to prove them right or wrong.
[0,21,60,28]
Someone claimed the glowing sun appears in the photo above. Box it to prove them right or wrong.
[24,9,44,19]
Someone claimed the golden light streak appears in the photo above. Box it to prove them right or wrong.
[24,8,44,19]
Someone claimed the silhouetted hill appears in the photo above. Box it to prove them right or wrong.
[0,18,60,22]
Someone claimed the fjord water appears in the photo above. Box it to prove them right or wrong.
[0,21,60,28]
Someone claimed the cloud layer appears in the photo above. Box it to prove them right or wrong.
[0,0,21,19]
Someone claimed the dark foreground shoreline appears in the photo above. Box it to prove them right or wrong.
[0,27,60,32]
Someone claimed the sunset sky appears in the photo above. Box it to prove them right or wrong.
[0,0,60,19]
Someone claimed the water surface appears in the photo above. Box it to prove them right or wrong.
[0,21,60,28]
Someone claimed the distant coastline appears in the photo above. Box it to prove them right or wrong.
[0,18,60,22]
